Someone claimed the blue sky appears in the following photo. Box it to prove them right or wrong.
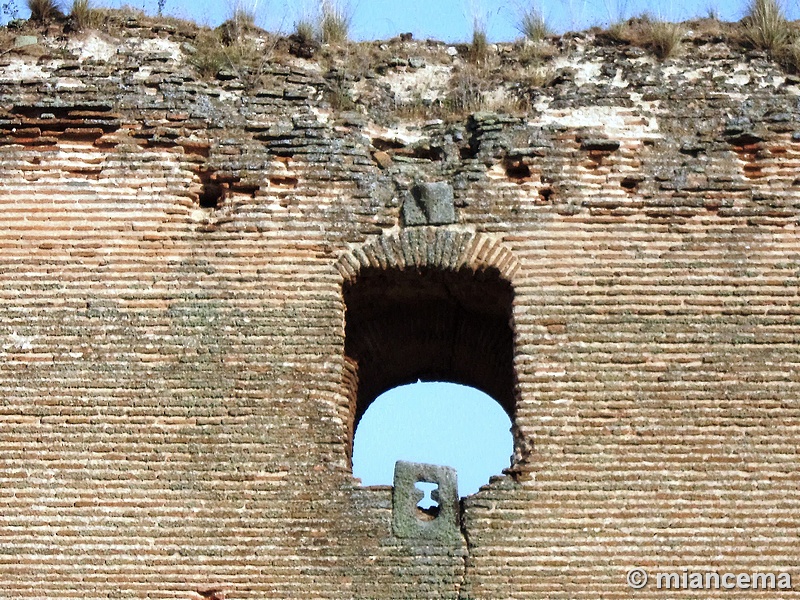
[7,1,800,40]
[147,1,797,41]
[352,381,513,497]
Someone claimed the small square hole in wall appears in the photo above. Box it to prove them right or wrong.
[504,159,531,181]
[199,182,224,209]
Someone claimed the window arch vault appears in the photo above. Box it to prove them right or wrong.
[337,229,521,460]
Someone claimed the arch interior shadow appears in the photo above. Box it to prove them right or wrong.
[343,265,516,461]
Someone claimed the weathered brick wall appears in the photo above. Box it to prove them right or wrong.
[1,16,799,599]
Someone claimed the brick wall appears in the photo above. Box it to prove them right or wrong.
[1,17,798,599]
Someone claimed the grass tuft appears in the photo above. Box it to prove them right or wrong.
[468,18,489,64]
[219,2,257,45]
[319,0,350,44]
[445,65,486,115]
[778,36,800,72]
[643,19,685,59]
[605,20,631,43]
[189,6,277,88]
[601,15,684,59]
[294,18,315,43]
[27,0,62,22]
[70,0,99,30]
[189,31,229,78]
[518,4,549,43]
[743,0,790,54]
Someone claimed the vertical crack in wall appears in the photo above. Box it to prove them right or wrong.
[457,498,473,600]
[391,461,473,599]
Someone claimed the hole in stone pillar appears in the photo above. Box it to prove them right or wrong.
[196,587,225,600]
[414,481,440,520]
[268,176,298,188]
[407,145,445,161]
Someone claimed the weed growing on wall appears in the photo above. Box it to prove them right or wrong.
[518,3,549,43]
[743,0,790,53]
[318,0,350,44]
[294,18,314,43]
[643,18,685,59]
[468,17,489,64]
[26,0,61,22]
[70,0,100,30]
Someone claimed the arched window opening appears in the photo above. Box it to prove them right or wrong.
[352,381,514,497]
[342,265,517,495]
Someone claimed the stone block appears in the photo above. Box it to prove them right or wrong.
[402,182,455,226]
[392,460,460,544]
[14,36,38,48]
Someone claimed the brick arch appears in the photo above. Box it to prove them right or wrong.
[335,228,520,283]
[337,228,520,461]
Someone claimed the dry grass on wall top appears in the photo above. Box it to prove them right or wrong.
[600,16,686,59]
[468,19,489,65]
[644,20,686,59]
[739,0,800,73]
[743,0,791,54]
[26,0,62,22]
[69,0,100,30]
[518,5,550,43]
[319,0,350,44]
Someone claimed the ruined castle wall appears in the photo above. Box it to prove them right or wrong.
[0,19,799,599]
